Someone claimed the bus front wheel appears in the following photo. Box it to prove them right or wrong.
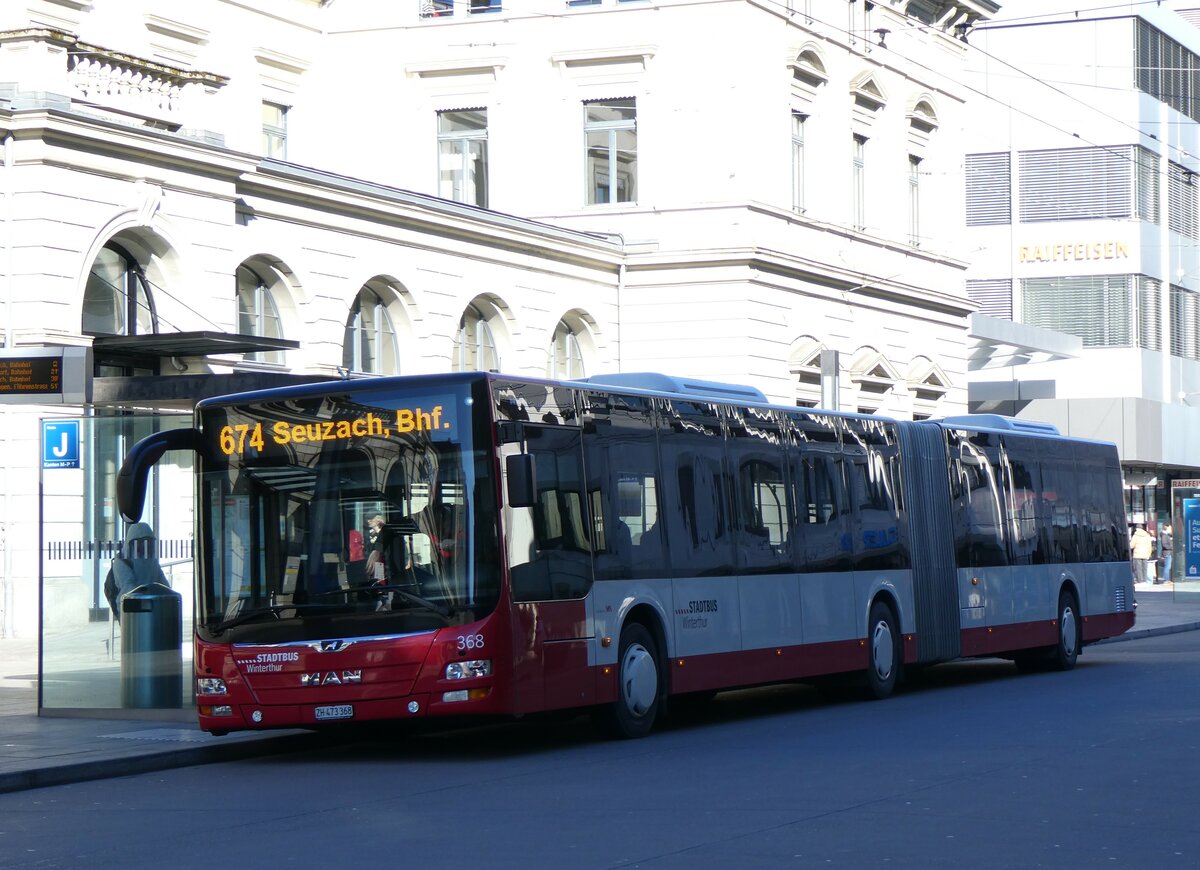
[598,622,662,739]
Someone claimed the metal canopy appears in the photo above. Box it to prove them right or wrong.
[90,331,300,358]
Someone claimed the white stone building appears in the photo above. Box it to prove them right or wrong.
[0,0,990,707]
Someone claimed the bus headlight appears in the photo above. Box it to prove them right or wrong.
[196,677,228,695]
[445,659,491,680]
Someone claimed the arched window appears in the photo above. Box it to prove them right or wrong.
[83,243,156,336]
[343,287,399,375]
[236,265,284,364]
[455,303,501,372]
[548,319,586,379]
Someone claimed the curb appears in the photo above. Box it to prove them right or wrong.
[0,731,323,795]
[1093,621,1200,645]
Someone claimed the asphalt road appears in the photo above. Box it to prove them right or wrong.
[1,632,1197,869]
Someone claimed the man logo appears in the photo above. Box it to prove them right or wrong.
[308,639,354,653]
[301,670,362,687]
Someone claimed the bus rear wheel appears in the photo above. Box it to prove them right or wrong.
[1049,590,1080,671]
[598,622,662,739]
[865,600,900,700]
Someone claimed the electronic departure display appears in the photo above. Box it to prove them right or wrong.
[0,356,61,395]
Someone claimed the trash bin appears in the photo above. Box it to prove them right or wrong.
[120,581,183,708]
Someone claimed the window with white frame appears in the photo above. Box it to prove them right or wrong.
[438,108,489,208]
[455,303,501,372]
[262,101,288,160]
[236,265,284,364]
[83,243,156,337]
[585,98,637,205]
[852,134,867,231]
[343,287,399,375]
[792,112,807,213]
[788,336,826,408]
[548,319,587,379]
[908,155,921,247]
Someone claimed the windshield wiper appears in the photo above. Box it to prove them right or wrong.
[376,585,455,618]
[212,603,342,634]
[312,584,454,618]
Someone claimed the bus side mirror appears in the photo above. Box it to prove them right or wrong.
[505,453,537,508]
[117,428,203,523]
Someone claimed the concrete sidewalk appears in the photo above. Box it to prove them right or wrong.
[1,585,1198,795]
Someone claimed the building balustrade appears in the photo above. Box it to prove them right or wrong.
[0,29,226,130]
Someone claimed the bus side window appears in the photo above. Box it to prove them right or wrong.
[582,392,665,581]
[726,406,792,575]
[657,399,734,577]
[508,425,592,602]
[1076,442,1119,563]
[958,430,1009,569]
[786,410,850,573]
[1001,437,1045,566]
[1037,439,1082,564]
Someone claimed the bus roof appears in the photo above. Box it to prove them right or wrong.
[935,414,1061,436]
[193,372,1101,447]
[572,372,769,403]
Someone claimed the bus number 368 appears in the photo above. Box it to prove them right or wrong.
[457,634,484,652]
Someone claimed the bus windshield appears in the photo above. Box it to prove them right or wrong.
[196,384,499,643]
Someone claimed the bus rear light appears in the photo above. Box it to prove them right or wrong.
[199,705,233,717]
[445,659,491,680]
[197,677,228,695]
[442,688,491,703]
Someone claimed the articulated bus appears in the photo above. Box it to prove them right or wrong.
[117,371,1134,738]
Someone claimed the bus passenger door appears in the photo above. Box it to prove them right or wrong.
[500,424,596,714]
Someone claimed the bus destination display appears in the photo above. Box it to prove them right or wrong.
[216,401,458,457]
[0,356,62,395]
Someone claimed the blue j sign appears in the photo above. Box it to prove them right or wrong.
[42,420,81,469]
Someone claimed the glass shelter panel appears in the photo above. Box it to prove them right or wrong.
[40,413,194,712]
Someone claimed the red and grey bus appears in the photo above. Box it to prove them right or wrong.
[116,371,1135,738]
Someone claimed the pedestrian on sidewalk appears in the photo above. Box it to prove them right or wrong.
[1131,524,1154,586]
[1159,522,1174,584]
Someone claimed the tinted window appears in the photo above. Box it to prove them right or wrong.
[1002,436,1046,565]
[657,398,734,576]
[787,412,851,572]
[727,406,792,574]
[1038,439,1082,563]
[843,418,907,570]
[950,429,1009,568]
[581,392,665,580]
[1074,441,1125,563]
[508,425,592,601]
